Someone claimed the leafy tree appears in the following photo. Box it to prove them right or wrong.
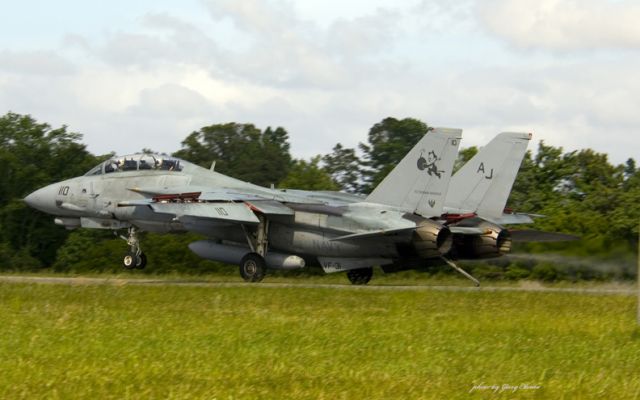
[359,117,431,193]
[173,123,292,187]
[279,156,339,191]
[53,230,230,274]
[0,112,102,268]
[508,142,576,212]
[52,229,119,272]
[322,143,362,193]
[508,141,639,269]
[623,158,640,189]
[453,146,478,174]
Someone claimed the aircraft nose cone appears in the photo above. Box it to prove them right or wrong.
[24,191,37,207]
[24,185,56,213]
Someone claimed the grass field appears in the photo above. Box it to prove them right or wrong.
[1,281,639,399]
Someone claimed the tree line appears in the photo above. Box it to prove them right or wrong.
[1,112,638,280]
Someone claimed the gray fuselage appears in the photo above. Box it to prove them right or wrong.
[25,156,447,269]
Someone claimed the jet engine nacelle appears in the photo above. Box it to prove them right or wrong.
[412,220,453,259]
[453,221,512,259]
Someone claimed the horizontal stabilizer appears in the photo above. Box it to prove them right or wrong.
[510,230,580,242]
[485,213,534,225]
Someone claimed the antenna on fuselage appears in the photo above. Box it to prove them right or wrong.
[210,161,216,171]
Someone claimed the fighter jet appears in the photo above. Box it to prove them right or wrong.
[24,127,559,285]
[25,128,468,284]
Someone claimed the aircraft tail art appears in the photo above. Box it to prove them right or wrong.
[365,128,462,217]
[445,132,531,219]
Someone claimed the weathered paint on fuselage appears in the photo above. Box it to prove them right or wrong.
[30,160,416,260]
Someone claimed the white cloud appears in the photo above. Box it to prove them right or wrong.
[205,0,303,36]
[412,0,476,31]
[478,0,640,50]
[390,61,640,163]
[127,83,215,118]
[0,50,77,76]
[99,13,221,71]
[200,0,404,89]
[0,0,639,165]
[325,8,401,57]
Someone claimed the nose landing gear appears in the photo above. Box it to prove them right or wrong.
[121,227,147,270]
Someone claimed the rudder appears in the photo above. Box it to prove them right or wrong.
[366,127,462,217]
[445,132,531,218]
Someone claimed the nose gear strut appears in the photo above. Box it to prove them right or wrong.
[120,226,147,269]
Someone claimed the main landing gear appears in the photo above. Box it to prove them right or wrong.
[239,253,266,282]
[239,216,269,283]
[121,226,147,270]
[346,267,373,285]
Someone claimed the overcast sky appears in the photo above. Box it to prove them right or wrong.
[1,0,638,164]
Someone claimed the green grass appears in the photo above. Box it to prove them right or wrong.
[2,268,636,290]
[1,282,639,399]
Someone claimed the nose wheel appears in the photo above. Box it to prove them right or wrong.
[121,227,147,270]
[123,251,147,270]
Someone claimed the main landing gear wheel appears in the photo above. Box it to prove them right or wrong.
[239,253,266,283]
[347,267,373,285]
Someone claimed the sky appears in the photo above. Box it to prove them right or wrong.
[0,0,639,164]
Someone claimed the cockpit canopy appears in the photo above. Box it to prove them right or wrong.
[85,154,186,176]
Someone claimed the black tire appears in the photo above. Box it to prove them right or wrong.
[346,267,373,285]
[123,251,137,270]
[135,253,147,269]
[239,253,266,282]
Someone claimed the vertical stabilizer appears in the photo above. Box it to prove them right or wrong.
[366,128,462,217]
[445,132,531,218]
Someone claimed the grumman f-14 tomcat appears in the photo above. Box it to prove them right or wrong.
[25,127,566,285]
